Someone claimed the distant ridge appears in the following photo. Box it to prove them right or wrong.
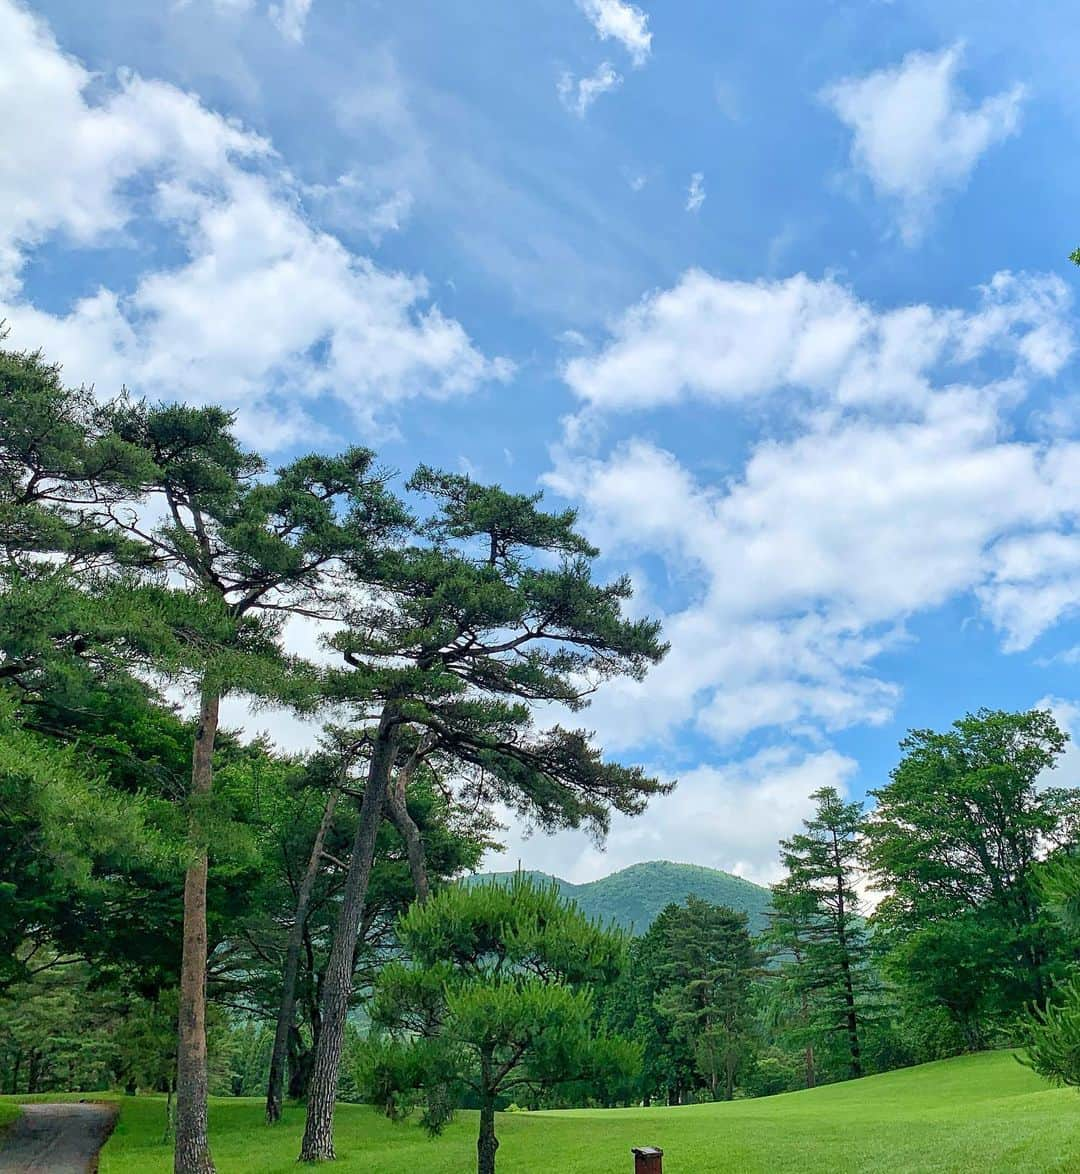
[467,860,772,934]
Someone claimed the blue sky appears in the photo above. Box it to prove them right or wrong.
[5,0,1080,884]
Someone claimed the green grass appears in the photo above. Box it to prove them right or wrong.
[0,1100,19,1132]
[3,1052,1077,1172]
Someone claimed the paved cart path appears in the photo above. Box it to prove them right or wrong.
[0,1103,116,1173]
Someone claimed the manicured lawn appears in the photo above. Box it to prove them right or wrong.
[3,1052,1077,1172]
[0,1100,19,1132]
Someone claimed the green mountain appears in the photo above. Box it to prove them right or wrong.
[468,860,772,934]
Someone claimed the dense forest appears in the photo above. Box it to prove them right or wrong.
[3,344,1080,1174]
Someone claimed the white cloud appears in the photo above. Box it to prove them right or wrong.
[686,172,706,213]
[269,0,313,42]
[546,267,1080,752]
[980,526,1080,651]
[0,0,508,445]
[577,0,651,67]
[485,746,858,885]
[558,62,622,117]
[823,44,1025,243]
[175,0,311,39]
[563,269,1068,413]
[1033,695,1080,791]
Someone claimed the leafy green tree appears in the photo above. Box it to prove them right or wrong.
[0,693,156,991]
[652,898,758,1101]
[865,709,1079,1042]
[254,741,493,1123]
[0,965,123,1095]
[300,470,667,1160]
[773,787,874,1080]
[362,875,636,1174]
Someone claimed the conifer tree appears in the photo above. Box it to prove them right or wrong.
[363,874,636,1174]
[773,787,873,1080]
[764,884,819,1088]
[75,403,407,1174]
[653,897,759,1101]
[299,469,667,1161]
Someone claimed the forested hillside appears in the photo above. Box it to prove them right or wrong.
[470,861,773,933]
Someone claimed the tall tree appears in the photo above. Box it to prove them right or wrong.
[652,898,759,1101]
[363,874,635,1174]
[263,782,340,1127]
[865,709,1079,1040]
[764,884,820,1089]
[299,469,667,1161]
[83,404,407,1174]
[774,787,873,1080]
[260,739,492,1123]
[602,905,697,1107]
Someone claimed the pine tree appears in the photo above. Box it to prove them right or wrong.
[299,469,667,1161]
[363,874,636,1174]
[764,883,819,1088]
[773,787,873,1080]
[77,402,407,1174]
[653,898,759,1101]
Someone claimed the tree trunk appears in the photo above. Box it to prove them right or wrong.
[477,1050,499,1174]
[175,684,220,1174]
[287,1025,313,1101]
[805,1043,815,1090]
[266,788,339,1125]
[299,710,400,1162]
[837,946,862,1079]
[384,777,430,903]
[831,831,862,1081]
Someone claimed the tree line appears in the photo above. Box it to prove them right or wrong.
[602,710,1080,1109]
[3,342,1080,1174]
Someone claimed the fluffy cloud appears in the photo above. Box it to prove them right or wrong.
[485,746,857,885]
[563,269,1068,412]
[823,44,1025,243]
[0,0,507,444]
[980,527,1080,651]
[577,0,651,67]
[558,62,622,117]
[548,267,1079,753]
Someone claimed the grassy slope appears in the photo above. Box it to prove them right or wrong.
[472,861,773,933]
[2,1051,1066,1174]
